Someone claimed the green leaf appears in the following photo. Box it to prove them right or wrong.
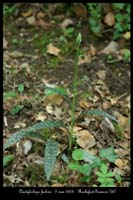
[72,149,84,161]
[4,92,16,99]
[45,85,68,98]
[105,172,114,177]
[18,83,24,93]
[81,109,117,122]
[113,3,125,10]
[98,177,114,184]
[10,105,23,115]
[78,164,91,176]
[96,171,105,178]
[101,163,108,174]
[76,33,82,45]
[44,139,59,181]
[99,146,118,163]
[115,174,122,183]
[3,155,14,167]
[68,162,79,170]
[83,150,98,164]
[4,120,66,150]
[80,176,90,183]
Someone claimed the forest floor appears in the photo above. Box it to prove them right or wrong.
[3,3,130,187]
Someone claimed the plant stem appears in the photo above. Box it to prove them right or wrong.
[69,34,81,150]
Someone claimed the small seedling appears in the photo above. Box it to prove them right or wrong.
[95,163,115,187]
[68,147,120,186]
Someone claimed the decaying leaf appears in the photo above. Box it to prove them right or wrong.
[104,12,115,26]
[46,105,54,114]
[79,100,90,109]
[26,15,36,25]
[123,32,130,40]
[21,9,33,17]
[97,70,106,80]
[115,158,124,168]
[36,12,47,19]
[78,52,91,65]
[22,139,32,155]
[73,3,88,18]
[114,111,129,129]
[73,128,96,149]
[102,101,112,110]
[3,37,8,49]
[44,94,64,106]
[99,41,119,54]
[60,18,74,30]
[14,122,26,129]
[90,44,97,56]
[35,112,47,121]
[36,18,51,30]
[47,43,61,56]
[53,107,62,119]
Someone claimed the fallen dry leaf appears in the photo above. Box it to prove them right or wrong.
[44,94,64,106]
[115,158,124,168]
[90,44,97,56]
[115,148,129,158]
[26,15,36,25]
[3,37,8,49]
[46,105,54,114]
[99,41,119,54]
[123,32,130,40]
[51,183,65,187]
[14,122,26,129]
[102,101,112,110]
[79,99,90,109]
[22,140,32,155]
[53,107,62,119]
[73,129,96,149]
[104,12,115,26]
[47,43,61,56]
[9,51,24,58]
[36,11,46,19]
[60,18,73,30]
[35,112,47,121]
[36,18,51,30]
[21,9,33,17]
[114,111,129,129]
[73,3,88,18]
[78,51,91,65]
[97,70,106,80]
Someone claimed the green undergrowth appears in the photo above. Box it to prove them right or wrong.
[4,33,121,186]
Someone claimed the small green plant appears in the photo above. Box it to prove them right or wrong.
[3,4,17,17]
[4,33,118,183]
[3,154,14,168]
[18,83,24,98]
[86,3,130,39]
[86,3,103,36]
[10,104,24,115]
[4,91,17,100]
[113,3,130,40]
[122,49,130,61]
[95,163,115,187]
[68,147,120,186]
